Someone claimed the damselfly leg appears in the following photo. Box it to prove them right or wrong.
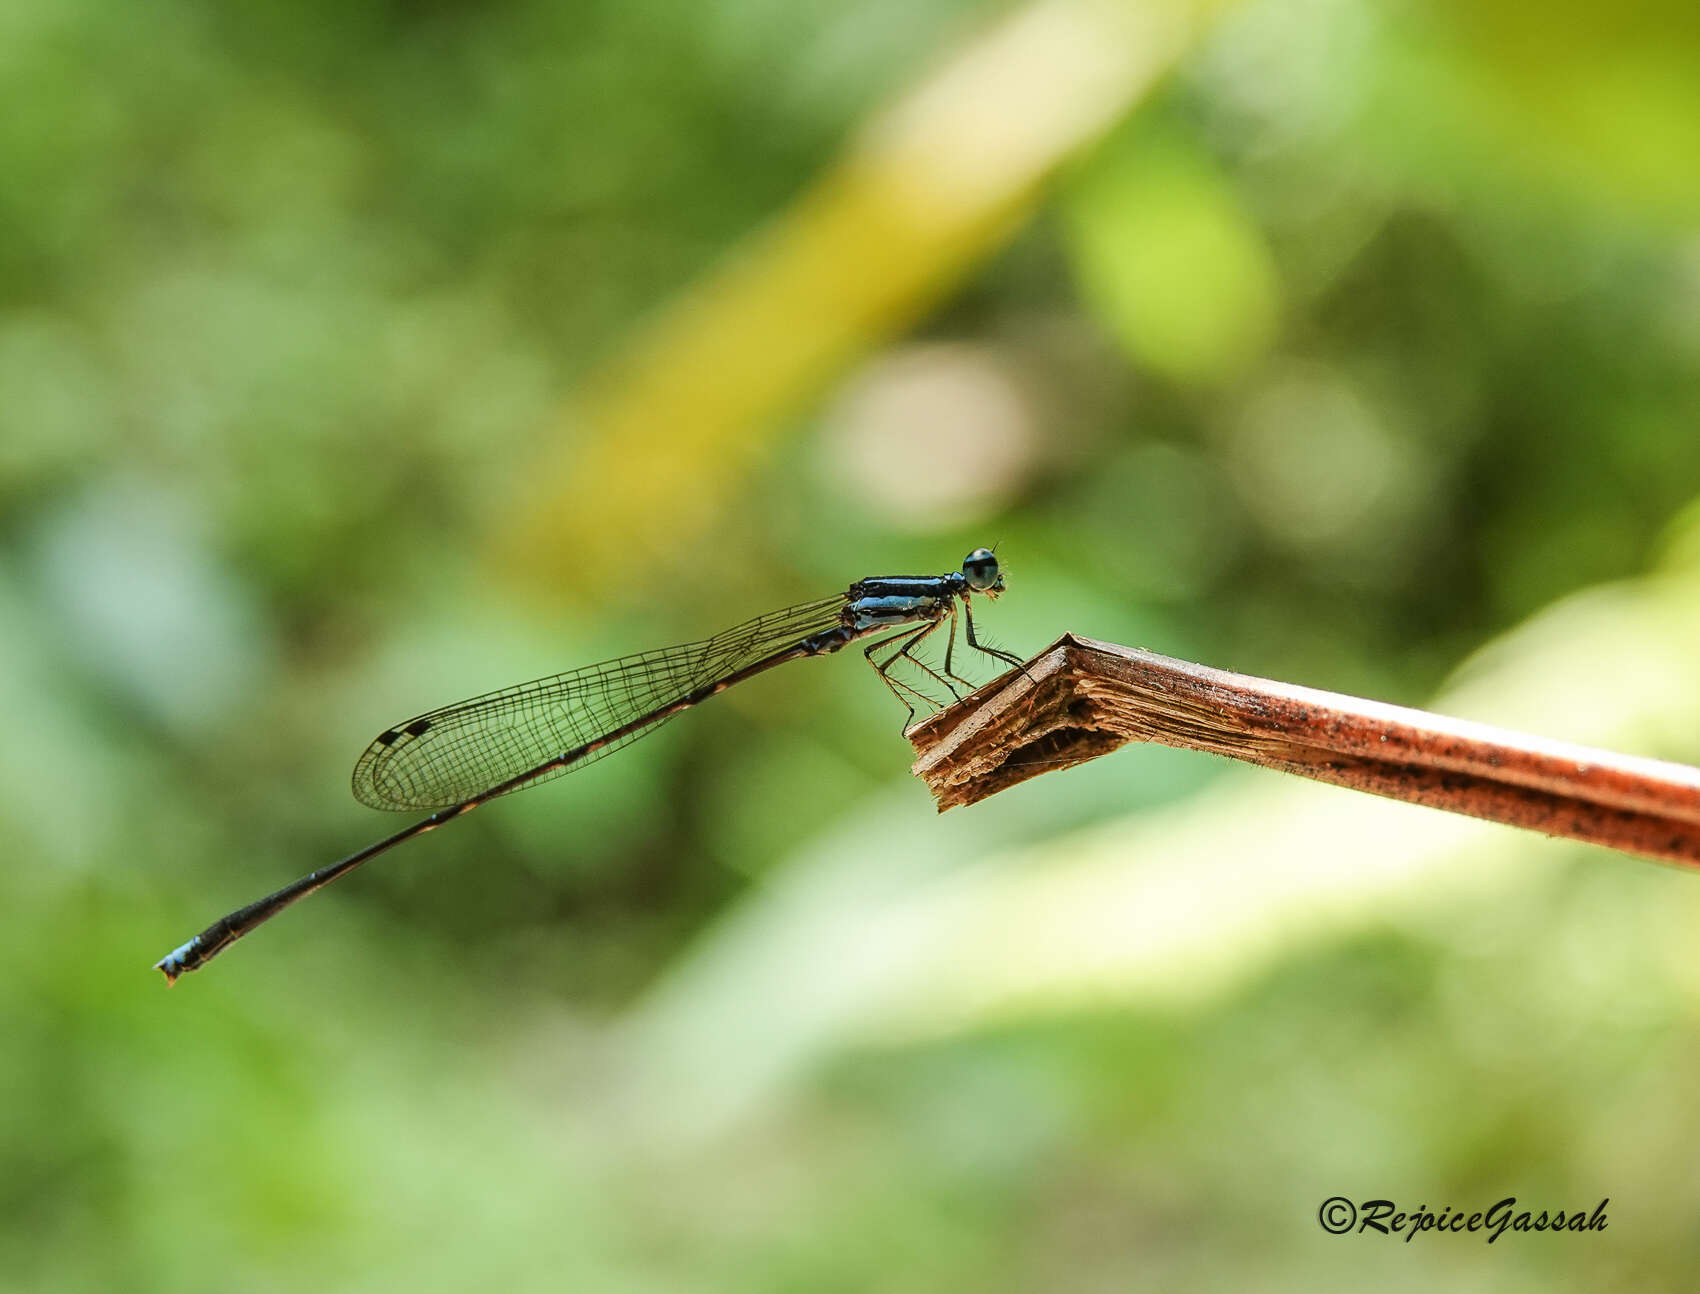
[864,621,951,725]
[962,597,1024,670]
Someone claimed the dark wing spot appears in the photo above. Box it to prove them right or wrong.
[375,729,402,746]
[405,718,433,737]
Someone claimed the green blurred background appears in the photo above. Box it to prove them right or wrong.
[6,0,1700,1288]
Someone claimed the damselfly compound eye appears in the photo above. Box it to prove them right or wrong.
[962,547,1000,591]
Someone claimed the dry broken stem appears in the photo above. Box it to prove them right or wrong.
[907,634,1700,867]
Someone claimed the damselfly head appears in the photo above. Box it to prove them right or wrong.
[962,547,1004,595]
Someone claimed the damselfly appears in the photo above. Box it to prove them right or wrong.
[155,548,1021,982]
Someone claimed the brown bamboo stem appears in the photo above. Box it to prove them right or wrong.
[907,634,1700,867]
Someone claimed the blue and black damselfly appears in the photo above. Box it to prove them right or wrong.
[155,548,1021,982]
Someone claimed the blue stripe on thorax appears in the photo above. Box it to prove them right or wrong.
[854,575,953,597]
[848,592,947,629]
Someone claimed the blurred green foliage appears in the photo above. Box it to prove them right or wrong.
[4,0,1700,1289]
